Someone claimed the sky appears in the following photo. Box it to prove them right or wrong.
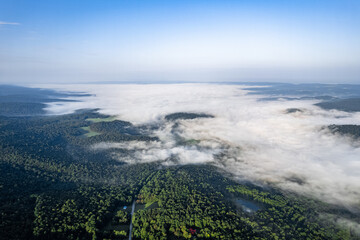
[1,0,360,84]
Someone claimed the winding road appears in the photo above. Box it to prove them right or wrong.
[128,200,136,240]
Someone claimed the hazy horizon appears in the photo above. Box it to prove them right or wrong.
[1,0,360,84]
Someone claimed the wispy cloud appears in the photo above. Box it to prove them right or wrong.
[0,21,20,25]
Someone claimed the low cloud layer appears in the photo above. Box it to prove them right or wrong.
[38,84,360,209]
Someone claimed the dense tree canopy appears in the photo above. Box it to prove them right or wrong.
[0,98,359,239]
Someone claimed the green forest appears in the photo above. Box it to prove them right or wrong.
[0,86,359,239]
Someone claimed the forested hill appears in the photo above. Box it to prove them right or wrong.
[164,112,214,121]
[328,125,360,140]
[0,85,90,116]
[316,98,360,112]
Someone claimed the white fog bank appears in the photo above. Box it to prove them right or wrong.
[36,84,360,208]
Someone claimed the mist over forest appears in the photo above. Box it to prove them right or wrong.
[1,83,360,239]
[38,83,360,207]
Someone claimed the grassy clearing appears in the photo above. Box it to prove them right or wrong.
[145,201,159,210]
[81,126,101,137]
[144,200,158,209]
[86,116,116,123]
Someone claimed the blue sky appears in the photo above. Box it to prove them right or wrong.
[1,0,360,83]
